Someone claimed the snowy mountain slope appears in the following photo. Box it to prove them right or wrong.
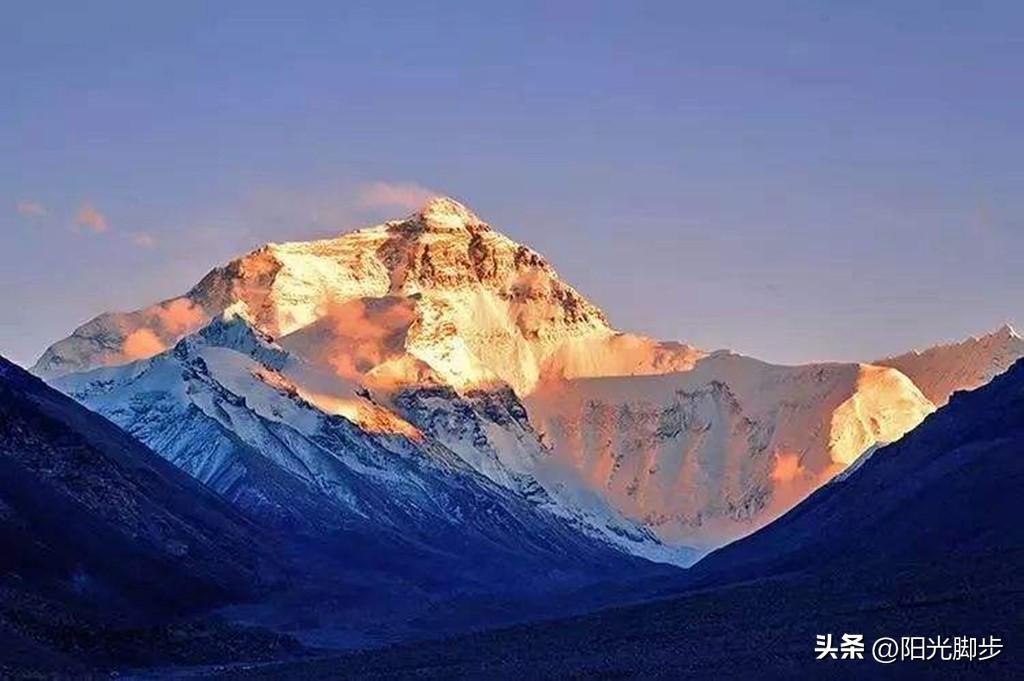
[55,312,682,570]
[693,355,1024,585]
[273,301,691,562]
[526,352,934,547]
[386,382,695,564]
[875,323,1024,406]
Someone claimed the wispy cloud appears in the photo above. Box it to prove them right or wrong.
[357,182,440,213]
[75,202,109,233]
[118,299,206,361]
[15,200,47,217]
[158,179,448,266]
[130,232,157,248]
[148,298,205,335]
[205,181,443,247]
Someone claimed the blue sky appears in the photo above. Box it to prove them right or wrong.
[3,1,1022,367]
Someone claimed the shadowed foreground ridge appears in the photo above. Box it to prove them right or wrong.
[0,356,297,675]
[216,359,1024,680]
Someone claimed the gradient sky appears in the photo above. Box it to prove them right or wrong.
[3,2,1022,367]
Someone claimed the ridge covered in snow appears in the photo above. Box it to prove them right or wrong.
[875,323,1024,406]
[56,310,693,564]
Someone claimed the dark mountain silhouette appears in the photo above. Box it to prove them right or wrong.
[0,355,293,675]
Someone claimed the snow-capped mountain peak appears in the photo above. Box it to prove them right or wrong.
[406,195,486,232]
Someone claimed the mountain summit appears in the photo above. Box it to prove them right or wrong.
[409,196,487,232]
